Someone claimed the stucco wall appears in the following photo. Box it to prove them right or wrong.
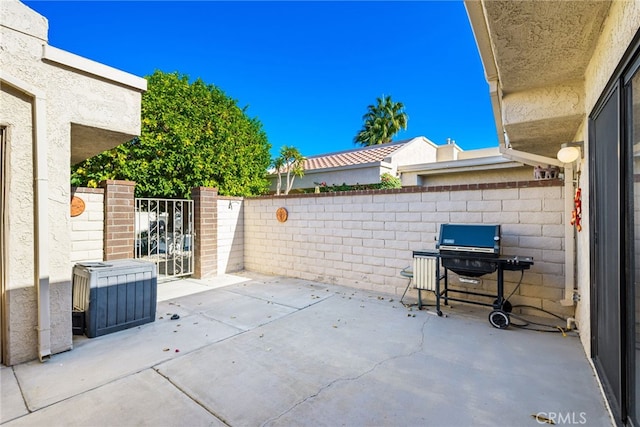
[437,144,462,161]
[0,3,74,363]
[584,1,640,116]
[1,84,38,363]
[393,138,438,166]
[402,165,533,187]
[70,188,104,264]
[244,181,569,317]
[458,147,499,160]
[575,0,640,353]
[419,167,535,186]
[0,0,143,364]
[217,197,244,273]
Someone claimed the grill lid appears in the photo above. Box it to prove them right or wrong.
[437,224,501,277]
[437,224,501,256]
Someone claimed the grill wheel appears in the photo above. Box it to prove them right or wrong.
[489,310,510,329]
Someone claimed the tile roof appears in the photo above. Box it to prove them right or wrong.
[303,139,412,171]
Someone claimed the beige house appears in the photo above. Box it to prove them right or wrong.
[0,0,146,365]
[270,136,535,193]
[464,1,640,425]
[399,145,533,187]
[269,137,436,192]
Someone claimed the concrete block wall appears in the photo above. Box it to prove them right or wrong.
[70,187,104,264]
[217,197,244,273]
[244,179,570,316]
[70,180,136,265]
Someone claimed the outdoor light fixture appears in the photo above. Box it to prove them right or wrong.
[556,141,584,163]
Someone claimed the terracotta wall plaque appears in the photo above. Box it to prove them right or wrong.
[276,207,288,223]
[70,196,86,217]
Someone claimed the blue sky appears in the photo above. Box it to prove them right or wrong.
[23,1,498,158]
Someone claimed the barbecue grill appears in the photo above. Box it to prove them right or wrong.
[413,223,533,329]
[438,224,500,277]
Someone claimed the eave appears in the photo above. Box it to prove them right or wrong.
[464,0,611,158]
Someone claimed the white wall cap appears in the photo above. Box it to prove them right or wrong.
[42,45,147,91]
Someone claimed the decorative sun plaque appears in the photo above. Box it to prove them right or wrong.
[276,207,288,223]
[70,196,86,217]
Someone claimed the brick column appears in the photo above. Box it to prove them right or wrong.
[100,180,135,260]
[191,187,218,278]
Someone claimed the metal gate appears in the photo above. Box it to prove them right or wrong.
[134,198,194,279]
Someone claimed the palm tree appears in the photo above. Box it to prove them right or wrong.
[273,146,305,195]
[354,95,408,146]
[272,156,285,196]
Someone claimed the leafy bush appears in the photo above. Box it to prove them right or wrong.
[378,172,402,189]
[71,71,271,198]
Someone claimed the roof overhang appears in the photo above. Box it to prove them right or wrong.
[464,0,611,158]
[70,123,137,165]
[398,155,523,175]
[42,46,147,164]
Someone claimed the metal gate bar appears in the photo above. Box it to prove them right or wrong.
[135,198,194,279]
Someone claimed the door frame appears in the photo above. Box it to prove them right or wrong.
[589,81,624,422]
[1,125,7,365]
[589,29,640,426]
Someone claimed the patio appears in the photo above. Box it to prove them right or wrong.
[1,272,611,426]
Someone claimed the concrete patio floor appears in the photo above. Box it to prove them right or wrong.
[1,272,612,426]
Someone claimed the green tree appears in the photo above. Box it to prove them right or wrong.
[71,70,272,198]
[354,95,408,146]
[273,146,305,195]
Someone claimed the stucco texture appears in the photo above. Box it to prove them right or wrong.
[1,0,143,365]
[572,0,640,354]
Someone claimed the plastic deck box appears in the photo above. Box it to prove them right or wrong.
[72,259,157,338]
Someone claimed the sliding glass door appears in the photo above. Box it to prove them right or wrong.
[591,83,624,422]
[590,52,640,427]
[627,63,640,427]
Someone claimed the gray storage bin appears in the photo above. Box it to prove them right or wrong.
[72,260,157,338]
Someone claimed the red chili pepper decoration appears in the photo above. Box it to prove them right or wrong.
[571,188,582,232]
